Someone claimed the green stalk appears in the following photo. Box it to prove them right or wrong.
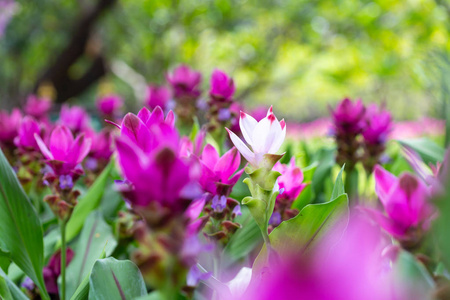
[59,219,67,300]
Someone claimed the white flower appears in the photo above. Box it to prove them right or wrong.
[226,106,286,167]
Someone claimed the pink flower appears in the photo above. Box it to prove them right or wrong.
[273,157,307,201]
[34,125,91,175]
[167,65,202,99]
[43,248,74,294]
[198,144,244,196]
[24,95,52,120]
[226,106,286,167]
[84,129,115,161]
[210,69,235,101]
[331,98,366,134]
[96,94,123,116]
[362,104,393,145]
[145,85,171,110]
[179,129,205,158]
[59,105,91,133]
[366,165,434,240]
[14,116,41,151]
[0,108,22,145]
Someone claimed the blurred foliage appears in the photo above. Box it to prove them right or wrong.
[2,0,450,120]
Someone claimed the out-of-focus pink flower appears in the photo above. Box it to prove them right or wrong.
[238,213,404,300]
[0,108,22,145]
[226,106,286,167]
[24,95,52,120]
[198,144,243,196]
[96,94,123,116]
[145,85,171,110]
[179,129,205,158]
[34,125,91,176]
[167,65,202,99]
[362,104,392,145]
[84,129,115,161]
[273,157,307,201]
[210,69,235,101]
[43,248,74,294]
[331,98,366,134]
[14,116,41,151]
[249,106,269,122]
[366,165,434,240]
[59,105,91,133]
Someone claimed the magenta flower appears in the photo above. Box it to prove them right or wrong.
[83,128,114,161]
[43,248,74,294]
[210,69,235,101]
[34,125,91,176]
[366,165,434,240]
[59,105,91,133]
[167,65,202,99]
[24,95,52,120]
[14,116,41,151]
[179,129,205,158]
[198,144,244,196]
[226,106,286,167]
[331,98,366,134]
[0,108,22,145]
[362,104,393,145]
[273,157,307,201]
[145,85,171,110]
[96,94,123,116]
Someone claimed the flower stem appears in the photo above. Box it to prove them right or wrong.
[60,219,67,300]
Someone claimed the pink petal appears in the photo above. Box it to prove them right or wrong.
[69,134,91,165]
[374,165,397,207]
[214,147,241,182]
[165,110,175,128]
[34,133,53,160]
[146,106,164,127]
[137,107,151,124]
[201,144,219,170]
[50,126,73,161]
[363,208,407,238]
[121,113,153,152]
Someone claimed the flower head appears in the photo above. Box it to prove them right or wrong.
[366,165,434,241]
[96,94,123,116]
[146,85,171,110]
[210,69,235,101]
[34,125,91,176]
[226,106,286,168]
[24,95,52,120]
[167,65,202,99]
[362,104,392,145]
[14,116,41,151]
[331,98,366,134]
[0,108,22,145]
[273,157,307,201]
[59,105,91,133]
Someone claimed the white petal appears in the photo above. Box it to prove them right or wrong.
[268,121,286,153]
[239,111,257,146]
[226,128,256,165]
[252,113,283,154]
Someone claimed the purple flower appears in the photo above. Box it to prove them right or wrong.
[145,85,171,110]
[34,125,91,176]
[198,144,244,196]
[232,204,242,217]
[331,98,366,134]
[269,211,282,226]
[211,195,227,212]
[167,65,202,99]
[96,94,123,116]
[365,165,434,240]
[59,174,73,190]
[217,108,232,121]
[0,108,22,145]
[59,105,91,133]
[24,95,52,120]
[362,104,393,145]
[273,157,308,201]
[210,69,235,101]
[14,116,41,151]
[187,265,212,287]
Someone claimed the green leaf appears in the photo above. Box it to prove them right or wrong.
[64,211,118,299]
[70,246,107,300]
[0,250,10,273]
[0,268,28,300]
[0,149,49,299]
[0,275,13,300]
[89,258,146,300]
[64,162,114,245]
[398,138,445,165]
[330,164,345,200]
[189,117,200,141]
[311,147,335,194]
[253,194,349,273]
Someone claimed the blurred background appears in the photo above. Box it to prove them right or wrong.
[1,0,450,121]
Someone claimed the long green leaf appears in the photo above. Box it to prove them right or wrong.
[0,149,49,299]
[64,211,117,299]
[89,258,146,300]
[330,164,345,200]
[64,162,114,244]
[0,267,29,300]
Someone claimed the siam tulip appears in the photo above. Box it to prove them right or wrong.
[43,248,74,295]
[167,65,202,99]
[24,94,52,120]
[59,105,91,134]
[198,144,244,196]
[331,98,366,135]
[179,129,206,158]
[14,116,42,152]
[209,69,235,101]
[145,85,171,111]
[96,94,123,117]
[365,165,435,248]
[0,108,22,147]
[226,106,286,168]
